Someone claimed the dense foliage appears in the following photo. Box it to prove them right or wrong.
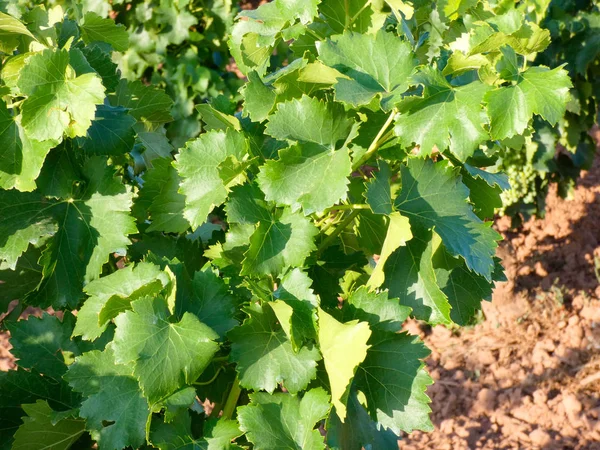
[498,0,599,222]
[0,0,576,449]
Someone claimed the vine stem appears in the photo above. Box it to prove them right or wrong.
[316,209,361,257]
[352,109,397,170]
[324,204,369,212]
[222,376,241,420]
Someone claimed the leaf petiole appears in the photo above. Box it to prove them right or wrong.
[352,109,397,170]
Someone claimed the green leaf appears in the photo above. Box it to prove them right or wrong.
[368,212,413,289]
[434,250,495,325]
[138,158,190,233]
[65,348,150,450]
[7,313,79,378]
[485,65,572,140]
[318,30,416,109]
[340,286,411,333]
[136,131,174,166]
[354,331,433,434]
[74,262,169,341]
[394,68,491,161]
[0,12,34,41]
[174,129,249,229]
[384,229,452,325]
[19,49,105,142]
[241,208,318,277]
[319,0,376,34]
[176,269,239,339]
[318,308,370,421]
[265,95,353,148]
[33,160,137,308]
[80,12,129,52]
[394,158,500,280]
[0,368,80,448]
[0,106,55,191]
[365,161,394,215]
[257,142,352,214]
[12,400,85,450]
[225,182,272,225]
[113,295,219,404]
[0,246,43,313]
[271,268,319,350]
[151,413,242,450]
[326,390,399,450]
[438,0,478,21]
[78,105,136,156]
[242,71,277,122]
[229,303,320,394]
[111,80,173,128]
[238,388,331,450]
[0,190,56,271]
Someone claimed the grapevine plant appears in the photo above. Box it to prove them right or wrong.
[497,0,600,222]
[0,1,572,449]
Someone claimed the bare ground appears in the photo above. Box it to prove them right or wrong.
[403,143,600,449]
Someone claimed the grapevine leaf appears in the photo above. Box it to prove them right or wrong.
[384,229,452,325]
[65,348,150,450]
[174,129,249,229]
[151,413,242,450]
[110,80,173,127]
[438,0,478,21]
[485,65,572,140]
[271,268,319,350]
[242,71,277,123]
[7,313,79,378]
[12,400,86,450]
[34,159,138,308]
[265,95,353,148]
[365,161,394,215]
[19,49,105,142]
[80,12,129,51]
[0,368,80,448]
[394,68,490,161]
[225,182,272,225]
[81,45,120,92]
[0,109,55,192]
[230,0,319,75]
[136,131,174,165]
[318,30,416,109]
[354,331,433,434]
[0,190,56,270]
[394,158,500,280]
[78,105,136,156]
[229,303,320,394]
[319,0,375,33]
[257,142,352,214]
[138,158,190,233]
[0,247,42,313]
[241,208,318,277]
[175,269,239,339]
[74,262,169,341]
[238,388,331,450]
[434,249,495,325]
[368,212,413,289]
[318,308,371,421]
[326,390,399,450]
[462,167,505,220]
[159,387,197,423]
[113,296,219,404]
[340,286,411,333]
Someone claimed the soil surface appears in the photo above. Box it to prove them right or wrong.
[1,141,600,449]
[403,139,600,449]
